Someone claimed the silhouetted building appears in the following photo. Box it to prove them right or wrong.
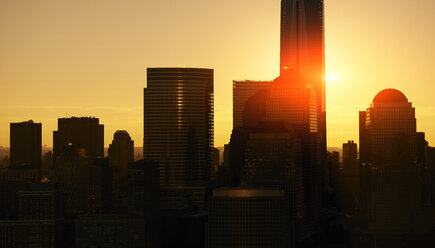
[55,146,112,214]
[243,124,305,243]
[209,188,292,248]
[144,68,214,208]
[233,80,272,129]
[425,147,435,205]
[0,220,65,248]
[10,120,41,169]
[0,182,67,248]
[280,0,327,200]
[360,89,421,233]
[0,166,40,219]
[42,151,54,178]
[19,183,66,220]
[55,145,92,214]
[108,130,134,211]
[53,117,104,166]
[211,148,220,179]
[242,70,321,228]
[91,158,113,214]
[343,141,358,177]
[74,214,144,248]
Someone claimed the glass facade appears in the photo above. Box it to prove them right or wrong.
[144,68,214,208]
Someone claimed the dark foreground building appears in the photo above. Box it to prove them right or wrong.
[209,188,292,248]
[360,89,421,233]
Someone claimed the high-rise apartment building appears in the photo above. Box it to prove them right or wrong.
[359,89,421,233]
[144,68,214,208]
[10,120,42,168]
[233,80,272,129]
[53,117,104,164]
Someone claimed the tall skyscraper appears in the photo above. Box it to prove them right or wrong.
[10,120,42,169]
[242,70,321,226]
[108,130,134,209]
[144,68,214,208]
[280,0,325,106]
[53,117,104,164]
[359,88,421,233]
[233,80,272,129]
[280,0,326,198]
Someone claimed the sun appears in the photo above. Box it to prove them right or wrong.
[326,74,341,84]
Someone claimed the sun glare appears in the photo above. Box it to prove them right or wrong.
[326,74,341,84]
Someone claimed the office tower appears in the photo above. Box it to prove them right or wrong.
[340,141,360,212]
[209,188,292,248]
[53,117,104,165]
[280,0,325,106]
[144,68,214,208]
[10,120,42,168]
[242,70,321,227]
[280,0,326,187]
[343,141,358,177]
[243,122,305,243]
[359,88,421,233]
[55,145,92,214]
[108,130,134,210]
[233,80,272,129]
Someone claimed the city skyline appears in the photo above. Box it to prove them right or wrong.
[1,0,435,148]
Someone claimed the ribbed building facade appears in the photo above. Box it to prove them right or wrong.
[144,68,214,208]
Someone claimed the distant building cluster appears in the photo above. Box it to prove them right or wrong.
[2,0,435,247]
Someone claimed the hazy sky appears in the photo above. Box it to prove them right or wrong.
[0,0,434,148]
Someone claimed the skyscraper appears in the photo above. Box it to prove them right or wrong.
[108,130,134,209]
[343,140,358,177]
[10,120,42,169]
[242,70,321,226]
[359,88,421,233]
[280,0,326,207]
[233,80,272,129]
[280,0,325,102]
[53,117,104,164]
[144,68,214,208]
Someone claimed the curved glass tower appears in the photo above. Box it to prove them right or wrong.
[144,68,214,208]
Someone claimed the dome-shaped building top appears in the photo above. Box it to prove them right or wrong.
[373,88,408,103]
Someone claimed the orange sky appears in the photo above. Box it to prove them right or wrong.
[0,0,434,148]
